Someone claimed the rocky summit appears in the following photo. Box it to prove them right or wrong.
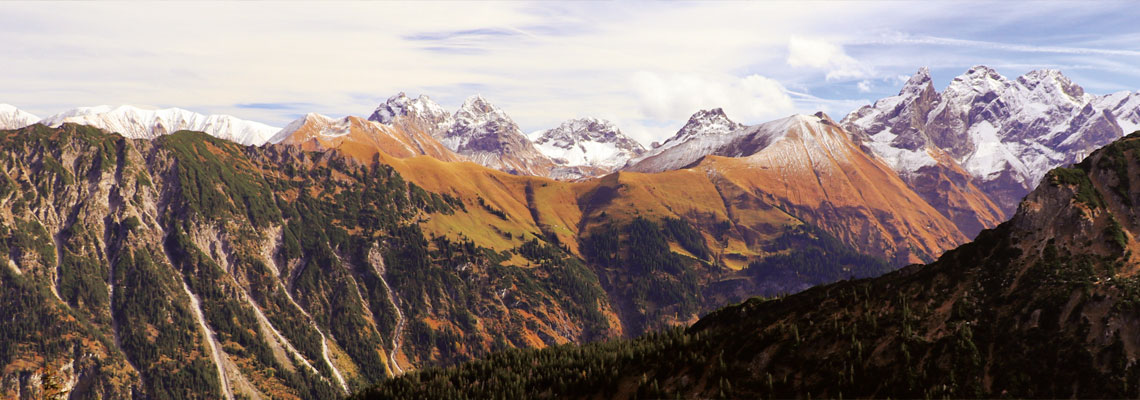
[531,118,645,179]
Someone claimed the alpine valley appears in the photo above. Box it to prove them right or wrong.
[4,66,1140,399]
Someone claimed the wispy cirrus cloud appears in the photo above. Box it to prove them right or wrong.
[234,102,316,111]
[404,28,535,54]
[873,33,1140,58]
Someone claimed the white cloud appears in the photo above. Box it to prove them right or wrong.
[857,80,873,93]
[786,37,872,81]
[632,71,795,124]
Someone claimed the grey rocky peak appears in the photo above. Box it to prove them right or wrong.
[534,118,643,152]
[844,67,941,152]
[535,118,622,146]
[368,92,453,137]
[532,117,645,173]
[684,108,743,132]
[441,95,553,175]
[457,94,498,115]
[446,95,527,151]
[624,107,751,173]
[367,92,575,177]
[664,108,745,148]
[368,92,410,124]
[898,66,934,97]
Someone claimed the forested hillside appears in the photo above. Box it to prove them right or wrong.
[0,124,890,398]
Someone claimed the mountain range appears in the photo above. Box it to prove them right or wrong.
[42,105,281,146]
[362,129,1140,399]
[5,65,1140,398]
[843,66,1140,231]
[2,67,1136,275]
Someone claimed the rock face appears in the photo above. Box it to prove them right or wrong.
[362,132,1140,400]
[439,95,556,176]
[41,105,280,145]
[843,66,1140,222]
[531,118,645,179]
[0,124,623,399]
[841,67,1004,238]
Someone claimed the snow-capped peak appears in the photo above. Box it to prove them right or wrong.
[447,95,519,139]
[0,104,41,130]
[843,64,1140,217]
[1019,69,1069,85]
[899,67,933,97]
[531,117,645,170]
[369,92,411,124]
[368,92,453,137]
[438,95,553,175]
[42,105,280,146]
[369,93,450,123]
[946,65,1013,98]
[533,117,619,143]
[458,95,498,115]
[626,112,851,173]
[448,95,521,142]
[667,108,745,147]
[624,108,746,172]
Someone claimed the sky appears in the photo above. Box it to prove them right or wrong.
[4,1,1140,146]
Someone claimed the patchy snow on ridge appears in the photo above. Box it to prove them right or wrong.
[960,120,1029,181]
[1094,90,1140,135]
[625,112,846,174]
[865,128,938,175]
[531,118,645,170]
[430,95,554,175]
[443,95,523,150]
[267,113,353,144]
[625,108,747,173]
[43,105,280,145]
[0,104,40,130]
